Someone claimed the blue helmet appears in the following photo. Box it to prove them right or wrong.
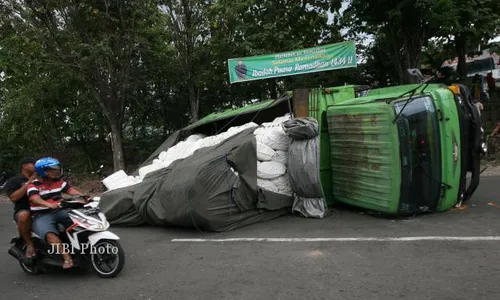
[34,157,61,178]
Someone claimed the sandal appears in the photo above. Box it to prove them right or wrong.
[25,246,36,259]
[62,259,73,269]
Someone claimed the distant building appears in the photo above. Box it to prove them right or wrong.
[441,49,500,80]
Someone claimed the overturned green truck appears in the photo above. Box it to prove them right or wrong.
[173,82,484,215]
[99,81,484,230]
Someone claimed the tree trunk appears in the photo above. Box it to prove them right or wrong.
[189,84,199,122]
[270,80,278,99]
[399,40,422,84]
[455,33,467,80]
[109,118,126,172]
[388,15,425,85]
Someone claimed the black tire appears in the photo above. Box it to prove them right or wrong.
[18,244,41,276]
[90,240,124,278]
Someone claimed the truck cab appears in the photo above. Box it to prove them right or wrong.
[323,83,483,214]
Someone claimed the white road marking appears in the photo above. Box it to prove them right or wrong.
[171,236,500,242]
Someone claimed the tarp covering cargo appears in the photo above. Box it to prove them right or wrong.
[283,118,326,218]
[98,127,293,231]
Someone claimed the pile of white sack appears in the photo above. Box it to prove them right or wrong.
[255,114,294,197]
[103,122,259,191]
[102,114,296,194]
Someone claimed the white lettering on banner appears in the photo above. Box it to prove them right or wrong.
[330,56,355,67]
[273,66,293,74]
[252,68,273,77]
[274,47,326,59]
[47,243,118,255]
[294,60,330,71]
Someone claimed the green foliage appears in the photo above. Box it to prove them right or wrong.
[2,0,498,175]
[436,0,500,78]
[340,0,455,83]
[339,0,500,83]
[0,0,178,172]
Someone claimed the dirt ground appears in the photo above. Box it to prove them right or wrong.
[480,163,500,176]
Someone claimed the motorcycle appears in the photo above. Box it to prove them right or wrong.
[8,195,124,278]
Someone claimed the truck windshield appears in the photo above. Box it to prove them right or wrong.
[394,96,442,211]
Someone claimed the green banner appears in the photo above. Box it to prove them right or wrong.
[228,41,357,84]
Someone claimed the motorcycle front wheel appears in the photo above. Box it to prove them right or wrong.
[90,239,124,278]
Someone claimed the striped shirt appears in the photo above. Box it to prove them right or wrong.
[27,179,74,212]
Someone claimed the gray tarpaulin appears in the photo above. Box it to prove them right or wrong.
[282,118,326,218]
[99,128,292,231]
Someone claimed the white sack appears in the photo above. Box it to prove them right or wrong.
[257,142,276,161]
[272,114,291,124]
[185,134,205,143]
[255,133,266,144]
[110,178,136,190]
[157,121,260,173]
[103,172,137,190]
[253,126,266,136]
[271,174,293,196]
[158,151,168,161]
[271,150,288,165]
[257,161,286,179]
[138,163,167,178]
[102,170,129,190]
[257,178,279,193]
[261,127,292,151]
[242,122,259,130]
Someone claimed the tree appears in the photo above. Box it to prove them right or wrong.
[0,0,363,174]
[159,0,213,122]
[340,0,455,84]
[439,0,500,79]
[2,0,168,171]
[207,0,343,98]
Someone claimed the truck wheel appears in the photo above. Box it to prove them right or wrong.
[90,240,124,278]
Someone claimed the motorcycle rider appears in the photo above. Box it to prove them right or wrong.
[27,157,87,269]
[3,158,38,258]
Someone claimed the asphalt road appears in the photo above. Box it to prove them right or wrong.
[1,176,500,300]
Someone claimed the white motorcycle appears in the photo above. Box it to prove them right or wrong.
[8,196,125,278]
